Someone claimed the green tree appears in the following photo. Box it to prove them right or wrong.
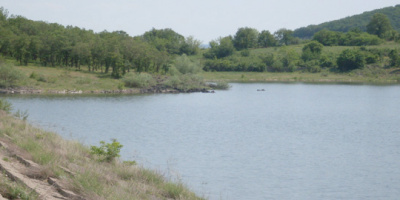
[173,54,201,74]
[302,41,323,61]
[388,49,400,67]
[274,28,295,46]
[258,30,277,48]
[313,29,340,46]
[204,36,235,59]
[278,47,300,72]
[233,27,259,50]
[179,36,201,55]
[336,49,365,72]
[142,28,184,54]
[367,13,393,39]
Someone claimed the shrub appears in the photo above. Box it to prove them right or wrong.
[301,41,323,61]
[173,54,201,74]
[29,72,39,79]
[90,139,123,162]
[262,53,275,67]
[0,63,24,88]
[122,73,156,88]
[240,49,251,57]
[389,49,400,67]
[0,99,12,113]
[337,49,365,72]
[319,54,336,68]
[14,110,29,121]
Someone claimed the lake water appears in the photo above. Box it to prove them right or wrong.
[3,83,400,200]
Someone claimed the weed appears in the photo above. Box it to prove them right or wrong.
[0,99,12,113]
[14,109,29,121]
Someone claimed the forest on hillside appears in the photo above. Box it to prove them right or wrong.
[293,4,400,38]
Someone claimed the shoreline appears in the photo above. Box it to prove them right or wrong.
[0,87,213,95]
[1,79,398,95]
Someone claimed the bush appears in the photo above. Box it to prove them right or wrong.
[0,99,12,113]
[389,49,400,67]
[0,63,24,88]
[90,139,123,162]
[240,49,251,57]
[173,54,201,74]
[122,73,156,88]
[260,53,275,67]
[319,54,336,68]
[337,49,365,72]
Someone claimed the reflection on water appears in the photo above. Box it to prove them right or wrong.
[4,83,400,200]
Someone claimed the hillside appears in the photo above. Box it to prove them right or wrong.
[293,4,400,38]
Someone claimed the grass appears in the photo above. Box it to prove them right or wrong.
[201,69,400,84]
[0,172,39,200]
[0,110,204,199]
[15,65,122,92]
[1,41,398,95]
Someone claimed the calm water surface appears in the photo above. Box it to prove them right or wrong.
[4,83,400,200]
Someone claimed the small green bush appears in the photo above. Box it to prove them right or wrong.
[240,49,250,57]
[173,54,201,74]
[0,63,24,88]
[90,139,123,162]
[0,99,12,113]
[14,110,29,121]
[29,72,39,79]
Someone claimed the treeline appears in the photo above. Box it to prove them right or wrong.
[0,7,201,78]
[202,12,400,73]
[293,4,400,38]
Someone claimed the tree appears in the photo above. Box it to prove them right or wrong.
[258,30,277,48]
[204,36,235,59]
[179,36,201,55]
[388,49,400,67]
[173,54,201,74]
[367,13,393,39]
[313,29,340,46]
[274,28,294,46]
[142,28,184,54]
[233,27,259,50]
[302,41,323,61]
[336,49,365,72]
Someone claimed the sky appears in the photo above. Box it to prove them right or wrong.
[0,0,399,43]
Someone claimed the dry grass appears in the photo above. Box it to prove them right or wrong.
[0,111,203,200]
[14,65,122,91]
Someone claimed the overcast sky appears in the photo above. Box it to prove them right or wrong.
[0,0,399,43]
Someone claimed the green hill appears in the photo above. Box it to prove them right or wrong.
[293,4,400,38]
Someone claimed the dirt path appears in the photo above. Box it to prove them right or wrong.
[0,140,84,200]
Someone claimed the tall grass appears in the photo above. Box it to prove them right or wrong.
[0,110,204,199]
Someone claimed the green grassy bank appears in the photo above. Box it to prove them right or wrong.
[0,106,203,199]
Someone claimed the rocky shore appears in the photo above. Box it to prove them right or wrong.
[0,86,214,95]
